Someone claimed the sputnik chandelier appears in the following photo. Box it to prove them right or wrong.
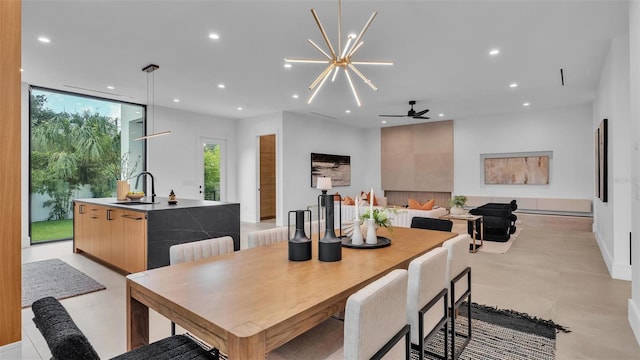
[285,0,393,107]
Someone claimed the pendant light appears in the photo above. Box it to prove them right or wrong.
[134,64,171,140]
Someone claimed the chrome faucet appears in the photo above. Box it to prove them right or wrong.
[135,171,156,203]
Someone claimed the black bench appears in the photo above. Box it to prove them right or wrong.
[31,296,219,360]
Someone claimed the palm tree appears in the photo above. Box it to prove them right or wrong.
[31,94,120,220]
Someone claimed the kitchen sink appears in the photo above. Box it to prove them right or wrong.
[112,201,156,205]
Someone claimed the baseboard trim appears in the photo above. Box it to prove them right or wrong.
[612,263,632,281]
[629,300,640,347]
[595,231,615,277]
[0,340,22,353]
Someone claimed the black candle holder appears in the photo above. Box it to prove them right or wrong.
[288,210,312,261]
[317,194,341,262]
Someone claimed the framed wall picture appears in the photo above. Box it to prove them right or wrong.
[482,151,551,185]
[310,153,351,187]
[598,119,608,202]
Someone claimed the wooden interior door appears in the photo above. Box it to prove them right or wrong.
[260,134,276,220]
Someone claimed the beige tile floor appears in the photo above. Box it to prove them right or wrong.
[3,219,640,359]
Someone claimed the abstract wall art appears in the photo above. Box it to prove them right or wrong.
[310,153,351,187]
[483,153,550,185]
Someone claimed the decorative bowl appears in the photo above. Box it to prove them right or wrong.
[126,193,145,200]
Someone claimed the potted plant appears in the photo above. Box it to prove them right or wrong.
[360,208,396,234]
[449,195,467,215]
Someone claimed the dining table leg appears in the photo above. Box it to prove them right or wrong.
[127,281,149,351]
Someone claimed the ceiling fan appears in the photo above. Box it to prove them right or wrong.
[379,100,430,119]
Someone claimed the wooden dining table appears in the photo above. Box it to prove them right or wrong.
[126,226,456,359]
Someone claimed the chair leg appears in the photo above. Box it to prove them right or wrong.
[171,321,176,336]
[450,267,472,360]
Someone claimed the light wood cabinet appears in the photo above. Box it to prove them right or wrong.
[74,202,147,273]
[122,210,147,273]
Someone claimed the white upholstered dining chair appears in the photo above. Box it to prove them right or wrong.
[268,269,411,360]
[442,234,472,360]
[406,247,449,360]
[168,236,234,335]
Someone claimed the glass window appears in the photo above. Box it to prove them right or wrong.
[29,87,145,244]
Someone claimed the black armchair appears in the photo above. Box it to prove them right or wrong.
[469,200,517,242]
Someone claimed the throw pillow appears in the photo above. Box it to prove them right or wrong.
[343,196,355,205]
[361,191,378,206]
[407,198,422,210]
[334,193,341,201]
[421,199,435,210]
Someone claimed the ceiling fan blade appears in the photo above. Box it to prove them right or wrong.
[413,116,430,119]
[415,109,430,116]
[379,114,406,117]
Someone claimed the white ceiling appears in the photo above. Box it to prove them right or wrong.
[21,0,629,128]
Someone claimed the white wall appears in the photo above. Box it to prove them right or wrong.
[593,34,632,281]
[236,111,382,227]
[628,0,640,347]
[147,105,238,202]
[281,113,382,224]
[237,112,284,224]
[453,104,594,200]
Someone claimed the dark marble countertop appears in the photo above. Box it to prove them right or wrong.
[74,197,238,212]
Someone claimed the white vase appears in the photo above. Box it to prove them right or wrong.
[351,218,363,245]
[450,206,465,215]
[366,219,378,245]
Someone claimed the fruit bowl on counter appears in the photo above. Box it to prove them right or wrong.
[126,192,145,200]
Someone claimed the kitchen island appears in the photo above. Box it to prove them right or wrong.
[73,197,240,273]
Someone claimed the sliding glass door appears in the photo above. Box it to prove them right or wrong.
[29,87,145,243]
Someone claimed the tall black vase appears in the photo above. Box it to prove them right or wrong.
[318,194,341,262]
[288,210,312,261]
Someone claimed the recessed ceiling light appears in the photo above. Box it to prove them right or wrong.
[107,86,114,90]
[381,120,387,124]
[284,63,292,68]
[173,98,180,103]
[218,84,225,89]
[439,113,444,117]
[523,102,530,107]
[489,49,500,56]
[208,33,220,40]
[237,107,243,111]
[348,33,357,39]
[292,94,299,99]
[509,83,518,88]
[19,68,24,72]
[345,110,351,114]
[38,36,50,43]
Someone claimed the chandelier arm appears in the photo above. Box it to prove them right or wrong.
[307,39,333,61]
[351,61,394,66]
[347,12,377,58]
[311,9,337,59]
[307,68,333,104]
[309,64,336,90]
[347,41,365,58]
[331,66,340,82]
[348,64,378,91]
[340,37,353,59]
[344,68,362,107]
[285,58,331,64]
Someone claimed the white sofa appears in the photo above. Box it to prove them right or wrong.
[336,202,447,228]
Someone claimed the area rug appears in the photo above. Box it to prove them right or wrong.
[478,227,523,254]
[419,302,570,360]
[243,302,569,360]
[22,258,106,308]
